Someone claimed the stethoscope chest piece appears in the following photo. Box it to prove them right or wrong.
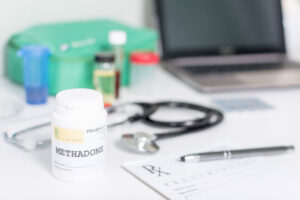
[121,132,159,153]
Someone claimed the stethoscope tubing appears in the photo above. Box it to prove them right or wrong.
[141,101,224,140]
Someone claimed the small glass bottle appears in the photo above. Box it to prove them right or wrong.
[130,51,159,95]
[108,30,127,99]
[93,52,115,106]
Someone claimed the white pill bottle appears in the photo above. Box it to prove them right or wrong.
[52,88,107,181]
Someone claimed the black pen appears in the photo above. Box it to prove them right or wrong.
[180,145,295,162]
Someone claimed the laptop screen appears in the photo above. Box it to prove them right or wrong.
[156,0,286,59]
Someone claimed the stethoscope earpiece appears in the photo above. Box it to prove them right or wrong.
[18,139,38,151]
[4,132,51,151]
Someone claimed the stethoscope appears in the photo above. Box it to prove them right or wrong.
[3,101,224,153]
[111,101,223,153]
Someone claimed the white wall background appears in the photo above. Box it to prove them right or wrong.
[0,0,147,75]
[0,0,300,76]
[283,0,300,60]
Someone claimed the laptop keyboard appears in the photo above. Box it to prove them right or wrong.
[183,63,285,74]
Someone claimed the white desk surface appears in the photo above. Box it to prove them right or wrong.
[1,67,300,199]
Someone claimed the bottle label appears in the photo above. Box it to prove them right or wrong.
[52,125,106,178]
[54,126,84,143]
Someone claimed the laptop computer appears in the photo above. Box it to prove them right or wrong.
[155,0,300,92]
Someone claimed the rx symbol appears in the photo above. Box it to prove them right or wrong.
[142,165,170,177]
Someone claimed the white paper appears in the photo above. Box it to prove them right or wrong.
[123,143,300,200]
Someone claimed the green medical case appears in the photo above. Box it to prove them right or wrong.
[6,19,158,95]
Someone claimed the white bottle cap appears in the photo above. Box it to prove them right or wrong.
[56,88,104,110]
[108,30,127,45]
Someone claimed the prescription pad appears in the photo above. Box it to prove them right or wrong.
[123,142,300,200]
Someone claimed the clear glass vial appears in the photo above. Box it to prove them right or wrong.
[93,52,116,106]
[130,51,159,95]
